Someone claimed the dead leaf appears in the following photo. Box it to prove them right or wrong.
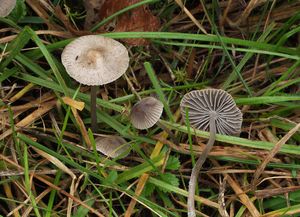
[115,1,160,45]
[62,97,85,111]
[71,107,91,148]
[89,0,160,45]
[32,147,76,179]
[0,100,57,140]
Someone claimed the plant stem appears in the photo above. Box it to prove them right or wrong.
[91,86,98,133]
[187,117,216,217]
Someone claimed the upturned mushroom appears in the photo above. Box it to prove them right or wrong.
[95,135,130,158]
[61,35,129,132]
[180,88,242,217]
[0,0,16,17]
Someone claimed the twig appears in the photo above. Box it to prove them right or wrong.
[252,122,300,188]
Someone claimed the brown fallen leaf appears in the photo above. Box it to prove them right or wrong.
[89,0,160,45]
[115,0,160,45]
[62,97,85,111]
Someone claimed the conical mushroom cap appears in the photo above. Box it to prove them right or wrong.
[95,136,130,158]
[130,97,164,130]
[0,0,16,17]
[61,35,129,86]
[180,89,243,135]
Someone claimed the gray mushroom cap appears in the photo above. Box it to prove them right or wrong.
[61,35,129,86]
[180,89,243,135]
[0,0,16,17]
[95,136,130,158]
[130,97,164,130]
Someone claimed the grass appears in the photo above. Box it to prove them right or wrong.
[0,0,300,216]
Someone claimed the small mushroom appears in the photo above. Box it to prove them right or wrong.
[95,135,130,158]
[130,96,164,130]
[130,96,179,144]
[0,0,16,17]
[61,35,129,132]
[180,88,242,217]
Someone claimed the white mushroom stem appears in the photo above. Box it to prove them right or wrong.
[187,115,216,217]
[91,86,98,132]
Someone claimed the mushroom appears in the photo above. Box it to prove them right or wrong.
[180,88,242,217]
[61,35,129,132]
[130,96,164,130]
[130,96,179,144]
[95,135,130,158]
[0,0,16,17]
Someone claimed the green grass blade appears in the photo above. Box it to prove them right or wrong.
[153,40,299,60]
[0,26,31,71]
[222,23,275,89]
[264,60,300,95]
[18,133,104,181]
[15,54,51,79]
[235,96,300,105]
[27,28,69,96]
[0,68,18,82]
[144,62,174,122]
[15,73,124,112]
[116,154,164,184]
[161,121,300,155]
[23,142,42,217]
[23,32,300,60]
[103,32,299,57]
[0,17,22,29]
[45,171,62,217]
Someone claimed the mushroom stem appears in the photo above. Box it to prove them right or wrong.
[187,117,216,217]
[90,86,98,132]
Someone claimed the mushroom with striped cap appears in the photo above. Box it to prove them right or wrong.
[95,135,130,158]
[180,88,242,217]
[130,96,164,130]
[0,0,16,17]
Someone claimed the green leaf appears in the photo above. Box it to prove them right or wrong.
[72,196,96,217]
[144,62,174,122]
[165,156,180,170]
[159,173,179,193]
[0,68,18,82]
[116,154,164,184]
[235,95,300,105]
[104,171,118,185]
[161,120,300,155]
[27,28,69,96]
[103,32,299,59]
[142,183,156,197]
[0,26,31,71]
[17,133,104,181]
[9,0,26,23]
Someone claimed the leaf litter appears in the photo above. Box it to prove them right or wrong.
[85,0,160,45]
